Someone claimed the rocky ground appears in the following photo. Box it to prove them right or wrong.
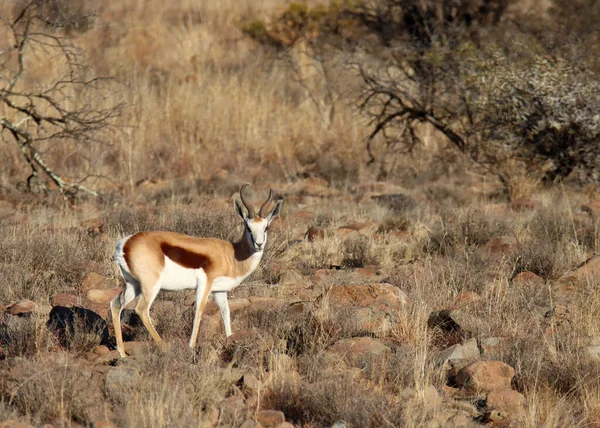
[1,177,600,427]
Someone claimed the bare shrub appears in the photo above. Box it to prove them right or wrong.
[2,354,102,425]
[0,228,112,303]
[0,314,40,357]
[108,343,230,427]
[476,55,600,185]
[0,1,123,200]
[264,368,403,426]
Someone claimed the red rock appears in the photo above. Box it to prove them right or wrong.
[581,200,600,218]
[486,389,525,412]
[80,218,104,237]
[305,226,325,241]
[512,271,544,286]
[336,221,379,237]
[391,230,411,242]
[483,236,519,255]
[311,269,333,283]
[5,299,38,315]
[51,293,81,307]
[50,293,109,319]
[89,421,117,428]
[240,420,263,428]
[96,350,122,364]
[93,345,111,356]
[274,423,294,428]
[0,201,16,218]
[510,198,540,212]
[552,256,600,302]
[255,410,285,427]
[321,283,410,336]
[81,273,113,292]
[124,341,147,357]
[279,270,304,285]
[451,292,482,309]
[456,361,515,393]
[86,288,121,304]
[355,265,380,280]
[479,337,511,359]
[0,421,35,428]
[326,337,391,371]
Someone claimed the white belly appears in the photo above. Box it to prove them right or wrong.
[156,256,249,293]
[211,276,240,292]
[158,256,201,291]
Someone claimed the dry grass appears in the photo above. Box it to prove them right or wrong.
[0,0,600,427]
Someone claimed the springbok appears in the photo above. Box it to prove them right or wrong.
[110,185,283,357]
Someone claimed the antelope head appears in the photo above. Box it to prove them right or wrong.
[234,184,283,252]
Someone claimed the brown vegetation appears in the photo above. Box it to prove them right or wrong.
[1,0,600,427]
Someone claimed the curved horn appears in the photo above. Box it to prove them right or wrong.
[239,184,256,218]
[258,189,274,217]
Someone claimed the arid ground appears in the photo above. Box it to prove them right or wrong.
[1,0,600,427]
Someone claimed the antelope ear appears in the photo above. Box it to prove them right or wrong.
[234,198,247,220]
[266,198,283,222]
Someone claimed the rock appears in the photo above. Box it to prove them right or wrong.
[274,423,294,428]
[481,236,519,257]
[391,230,411,242]
[255,410,286,427]
[282,178,340,198]
[510,198,540,212]
[583,346,600,362]
[305,226,325,241]
[319,283,410,337]
[543,304,571,335]
[455,361,515,393]
[105,367,139,397]
[486,389,525,412]
[0,200,16,219]
[240,420,263,428]
[279,269,304,285]
[481,410,510,426]
[219,395,249,425]
[93,345,111,356]
[89,420,117,428]
[80,218,104,237]
[581,200,600,218]
[371,193,418,213]
[5,299,38,316]
[96,350,123,364]
[354,265,381,281]
[50,293,109,319]
[47,306,110,349]
[552,256,600,302]
[237,373,261,394]
[86,288,121,304]
[81,273,113,292]
[428,309,484,337]
[512,271,544,286]
[423,385,443,411]
[124,341,147,357]
[201,405,219,427]
[451,292,482,309]
[336,221,379,237]
[479,337,511,359]
[436,338,480,367]
[224,329,276,364]
[0,422,35,428]
[326,337,391,372]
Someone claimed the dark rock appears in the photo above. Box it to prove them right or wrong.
[47,306,110,348]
